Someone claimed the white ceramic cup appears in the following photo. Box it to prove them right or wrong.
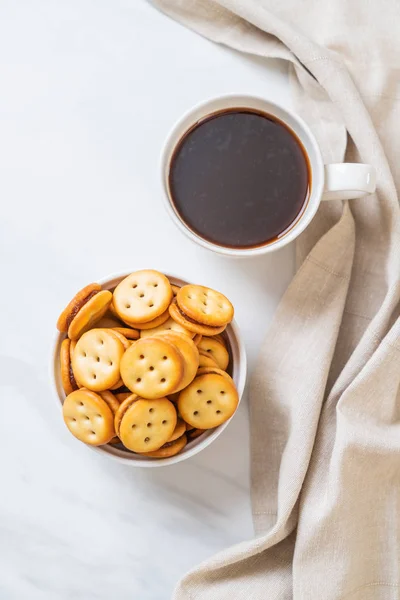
[51,272,247,467]
[160,94,376,257]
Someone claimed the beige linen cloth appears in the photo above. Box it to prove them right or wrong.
[152,1,400,598]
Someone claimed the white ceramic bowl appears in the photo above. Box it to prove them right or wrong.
[51,272,247,467]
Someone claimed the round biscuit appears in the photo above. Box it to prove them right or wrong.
[120,337,184,399]
[114,394,139,436]
[177,285,234,327]
[187,428,206,440]
[178,374,239,429]
[167,418,186,443]
[171,284,181,296]
[198,352,219,369]
[111,327,139,340]
[95,316,124,329]
[108,436,121,445]
[72,329,125,391]
[140,316,194,339]
[60,338,78,395]
[98,390,120,414]
[212,333,227,348]
[103,328,130,350]
[141,433,187,458]
[68,290,113,340]
[57,283,101,332]
[198,337,229,370]
[129,309,170,330]
[153,331,199,392]
[196,367,234,384]
[119,398,177,453]
[108,300,119,318]
[193,333,202,346]
[109,377,124,390]
[62,388,115,445]
[115,392,132,403]
[169,301,227,336]
[113,270,172,324]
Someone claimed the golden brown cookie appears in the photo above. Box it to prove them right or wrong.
[60,338,78,395]
[141,433,187,458]
[108,300,119,318]
[108,436,121,445]
[178,373,239,429]
[114,394,139,436]
[98,390,120,414]
[128,309,170,330]
[72,329,125,391]
[171,284,181,296]
[154,331,199,392]
[113,270,172,325]
[198,337,229,370]
[118,397,177,453]
[57,283,101,332]
[187,428,206,440]
[69,339,77,361]
[140,316,195,338]
[109,377,124,390]
[96,316,124,329]
[212,333,227,348]
[198,352,219,369]
[193,333,202,346]
[112,327,140,340]
[120,337,184,399]
[196,367,234,384]
[169,300,227,336]
[177,285,234,327]
[62,388,115,445]
[104,328,130,350]
[168,418,186,442]
[68,290,113,340]
[115,392,132,403]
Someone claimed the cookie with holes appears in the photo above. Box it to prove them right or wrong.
[62,388,115,446]
[198,352,219,369]
[187,428,206,440]
[177,285,234,327]
[196,367,235,384]
[57,283,113,340]
[167,418,186,443]
[113,270,172,325]
[140,316,194,339]
[114,393,139,436]
[198,337,229,370]
[98,390,120,415]
[111,327,140,340]
[120,337,184,399]
[118,397,177,453]
[129,309,170,330]
[72,329,125,392]
[142,433,187,458]
[153,331,199,392]
[60,338,79,395]
[178,373,238,429]
[169,299,227,336]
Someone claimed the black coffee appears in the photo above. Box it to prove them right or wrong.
[168,108,310,249]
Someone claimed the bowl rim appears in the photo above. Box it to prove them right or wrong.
[50,270,247,467]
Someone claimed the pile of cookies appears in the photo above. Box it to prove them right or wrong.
[56,270,239,459]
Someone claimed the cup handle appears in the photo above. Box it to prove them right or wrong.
[322,163,376,201]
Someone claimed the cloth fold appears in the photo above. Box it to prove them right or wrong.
[151,1,400,598]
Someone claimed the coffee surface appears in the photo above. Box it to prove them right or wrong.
[168,109,310,248]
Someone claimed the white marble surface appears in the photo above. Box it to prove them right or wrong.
[0,2,292,598]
